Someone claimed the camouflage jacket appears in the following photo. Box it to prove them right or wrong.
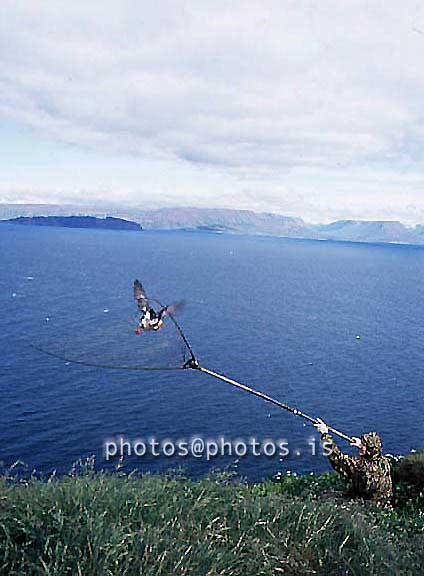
[322,433,393,507]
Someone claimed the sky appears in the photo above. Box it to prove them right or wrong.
[1,1,424,224]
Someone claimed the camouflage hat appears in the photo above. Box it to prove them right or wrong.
[361,432,382,459]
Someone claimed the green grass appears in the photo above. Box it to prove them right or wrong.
[0,461,423,575]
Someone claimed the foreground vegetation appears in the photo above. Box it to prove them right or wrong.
[0,456,423,575]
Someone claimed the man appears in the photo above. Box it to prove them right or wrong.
[314,418,393,507]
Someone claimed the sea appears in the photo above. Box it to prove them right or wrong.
[0,223,423,482]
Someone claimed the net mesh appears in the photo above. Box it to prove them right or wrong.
[32,296,192,371]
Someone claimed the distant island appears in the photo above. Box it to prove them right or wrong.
[3,215,142,231]
[1,205,424,245]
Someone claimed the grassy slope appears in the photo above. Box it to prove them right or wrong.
[0,464,423,576]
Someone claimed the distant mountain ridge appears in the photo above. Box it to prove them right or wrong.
[316,220,419,244]
[0,203,423,245]
[132,207,314,238]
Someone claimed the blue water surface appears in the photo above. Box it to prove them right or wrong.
[0,224,423,481]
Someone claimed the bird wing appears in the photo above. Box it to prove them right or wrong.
[160,300,185,318]
[134,279,149,311]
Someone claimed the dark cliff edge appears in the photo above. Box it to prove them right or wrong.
[2,215,142,231]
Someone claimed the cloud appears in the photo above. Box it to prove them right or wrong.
[1,1,424,220]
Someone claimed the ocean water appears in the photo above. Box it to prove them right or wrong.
[0,223,423,481]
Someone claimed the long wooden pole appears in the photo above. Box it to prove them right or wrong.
[189,363,354,443]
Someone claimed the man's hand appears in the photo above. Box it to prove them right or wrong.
[314,418,329,435]
[350,437,362,448]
